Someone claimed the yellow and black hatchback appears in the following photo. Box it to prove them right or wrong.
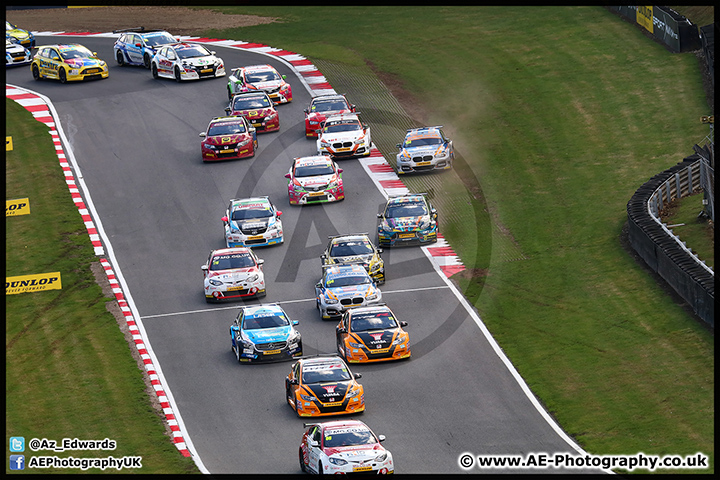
[31,44,108,83]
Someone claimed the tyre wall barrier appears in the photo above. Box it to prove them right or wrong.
[627,155,714,326]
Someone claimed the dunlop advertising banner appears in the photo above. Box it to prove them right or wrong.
[6,272,62,295]
[636,6,653,33]
[6,198,30,217]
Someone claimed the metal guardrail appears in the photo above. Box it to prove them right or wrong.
[627,155,714,326]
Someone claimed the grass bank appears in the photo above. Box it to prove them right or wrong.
[202,6,714,473]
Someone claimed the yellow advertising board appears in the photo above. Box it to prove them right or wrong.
[6,198,31,217]
[6,272,62,295]
[636,6,653,33]
[6,136,13,151]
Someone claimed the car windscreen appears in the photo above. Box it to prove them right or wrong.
[313,100,348,113]
[242,314,289,330]
[232,206,273,220]
[323,428,376,448]
[60,47,94,59]
[386,202,427,218]
[350,311,397,332]
[326,274,371,288]
[301,363,352,384]
[208,122,246,136]
[144,33,175,46]
[246,70,280,83]
[176,45,210,59]
[294,164,335,178]
[232,96,271,110]
[210,253,255,270]
[231,207,272,220]
[330,241,374,257]
[406,136,443,147]
[323,121,361,133]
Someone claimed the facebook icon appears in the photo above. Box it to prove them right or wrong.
[10,455,25,470]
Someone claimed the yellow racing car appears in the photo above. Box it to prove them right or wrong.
[31,44,108,83]
[321,233,385,284]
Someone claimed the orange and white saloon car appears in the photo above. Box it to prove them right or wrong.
[285,355,365,417]
[336,304,410,363]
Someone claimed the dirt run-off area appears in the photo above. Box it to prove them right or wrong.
[6,6,278,35]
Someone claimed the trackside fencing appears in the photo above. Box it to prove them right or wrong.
[626,154,714,326]
[607,6,701,53]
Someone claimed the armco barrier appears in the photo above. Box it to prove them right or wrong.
[627,155,714,326]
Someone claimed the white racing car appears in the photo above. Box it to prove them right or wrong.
[317,113,372,159]
[221,197,284,248]
[299,420,394,474]
[201,247,266,302]
[151,42,225,81]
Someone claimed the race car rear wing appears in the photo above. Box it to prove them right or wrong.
[112,27,168,34]
[406,125,443,133]
[387,192,429,198]
[327,233,369,239]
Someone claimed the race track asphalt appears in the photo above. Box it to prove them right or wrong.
[6,35,606,474]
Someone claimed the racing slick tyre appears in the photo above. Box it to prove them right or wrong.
[318,461,324,475]
[234,344,241,363]
[32,64,41,80]
[299,448,306,472]
[59,68,67,84]
[151,63,159,79]
[174,66,182,82]
[143,52,151,69]
[116,50,125,66]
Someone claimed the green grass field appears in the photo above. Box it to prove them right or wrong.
[6,6,713,474]
[5,101,199,474]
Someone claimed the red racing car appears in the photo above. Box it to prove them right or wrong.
[199,115,257,162]
[225,91,279,133]
[304,94,356,138]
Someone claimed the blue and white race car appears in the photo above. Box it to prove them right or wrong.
[395,126,454,174]
[6,38,31,67]
[113,28,177,68]
[6,21,34,49]
[315,265,382,321]
[222,197,284,248]
[377,194,438,247]
[230,304,303,363]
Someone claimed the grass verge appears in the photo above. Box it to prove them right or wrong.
[5,99,199,474]
[201,6,714,473]
[661,193,714,269]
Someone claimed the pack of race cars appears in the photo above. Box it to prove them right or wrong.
[14,23,461,474]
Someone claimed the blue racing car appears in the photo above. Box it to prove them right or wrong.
[230,304,303,363]
[113,27,177,68]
